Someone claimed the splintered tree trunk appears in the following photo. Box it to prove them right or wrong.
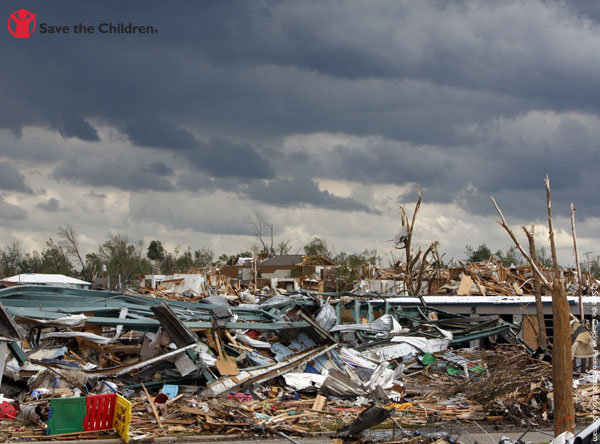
[399,187,428,306]
[491,183,575,436]
[523,226,548,349]
[546,176,575,436]
[552,278,575,435]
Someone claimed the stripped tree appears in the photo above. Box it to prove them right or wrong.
[491,175,574,436]
[57,225,98,283]
[522,225,549,349]
[395,187,438,302]
[249,212,274,255]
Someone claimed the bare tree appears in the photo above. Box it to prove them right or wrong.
[395,187,437,301]
[57,225,101,284]
[249,213,274,254]
[522,224,549,349]
[276,240,292,255]
[545,176,575,436]
[491,176,574,436]
[57,225,85,271]
[491,197,547,281]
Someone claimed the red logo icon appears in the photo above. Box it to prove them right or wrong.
[8,9,36,38]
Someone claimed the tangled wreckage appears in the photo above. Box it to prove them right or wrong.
[0,272,596,443]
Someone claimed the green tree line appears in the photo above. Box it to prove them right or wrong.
[0,229,382,289]
[464,243,553,268]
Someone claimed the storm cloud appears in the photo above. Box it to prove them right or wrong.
[37,197,62,212]
[1,0,600,259]
[0,162,33,194]
[243,177,373,212]
[51,156,176,192]
[0,197,27,222]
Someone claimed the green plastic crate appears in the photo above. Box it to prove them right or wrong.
[47,396,87,435]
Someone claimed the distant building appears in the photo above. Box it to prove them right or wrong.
[2,273,91,289]
[259,255,306,277]
[139,254,339,294]
[140,273,206,295]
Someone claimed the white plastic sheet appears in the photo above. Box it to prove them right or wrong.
[282,372,326,390]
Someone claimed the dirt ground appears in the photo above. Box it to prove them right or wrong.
[30,423,589,444]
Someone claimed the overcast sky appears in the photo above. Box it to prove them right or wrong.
[2,0,600,264]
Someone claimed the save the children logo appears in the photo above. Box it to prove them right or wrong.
[7,9,158,37]
[8,9,36,38]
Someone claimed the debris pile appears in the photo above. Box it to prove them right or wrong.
[135,255,599,299]
[0,284,594,442]
[449,346,551,404]
[352,258,600,300]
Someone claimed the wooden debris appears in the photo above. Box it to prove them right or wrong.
[312,394,327,411]
[141,383,163,429]
[457,275,473,296]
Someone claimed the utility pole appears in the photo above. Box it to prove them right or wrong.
[570,203,584,321]
[253,254,258,294]
[583,251,593,284]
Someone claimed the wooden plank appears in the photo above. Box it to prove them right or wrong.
[16,429,109,439]
[141,382,163,429]
[513,282,523,295]
[312,394,326,411]
[164,419,196,425]
[457,275,473,296]
[180,405,209,415]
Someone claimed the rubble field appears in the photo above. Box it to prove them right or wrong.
[0,277,595,443]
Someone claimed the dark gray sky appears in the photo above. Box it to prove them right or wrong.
[2,0,600,262]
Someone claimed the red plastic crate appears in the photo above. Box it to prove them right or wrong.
[83,394,116,431]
